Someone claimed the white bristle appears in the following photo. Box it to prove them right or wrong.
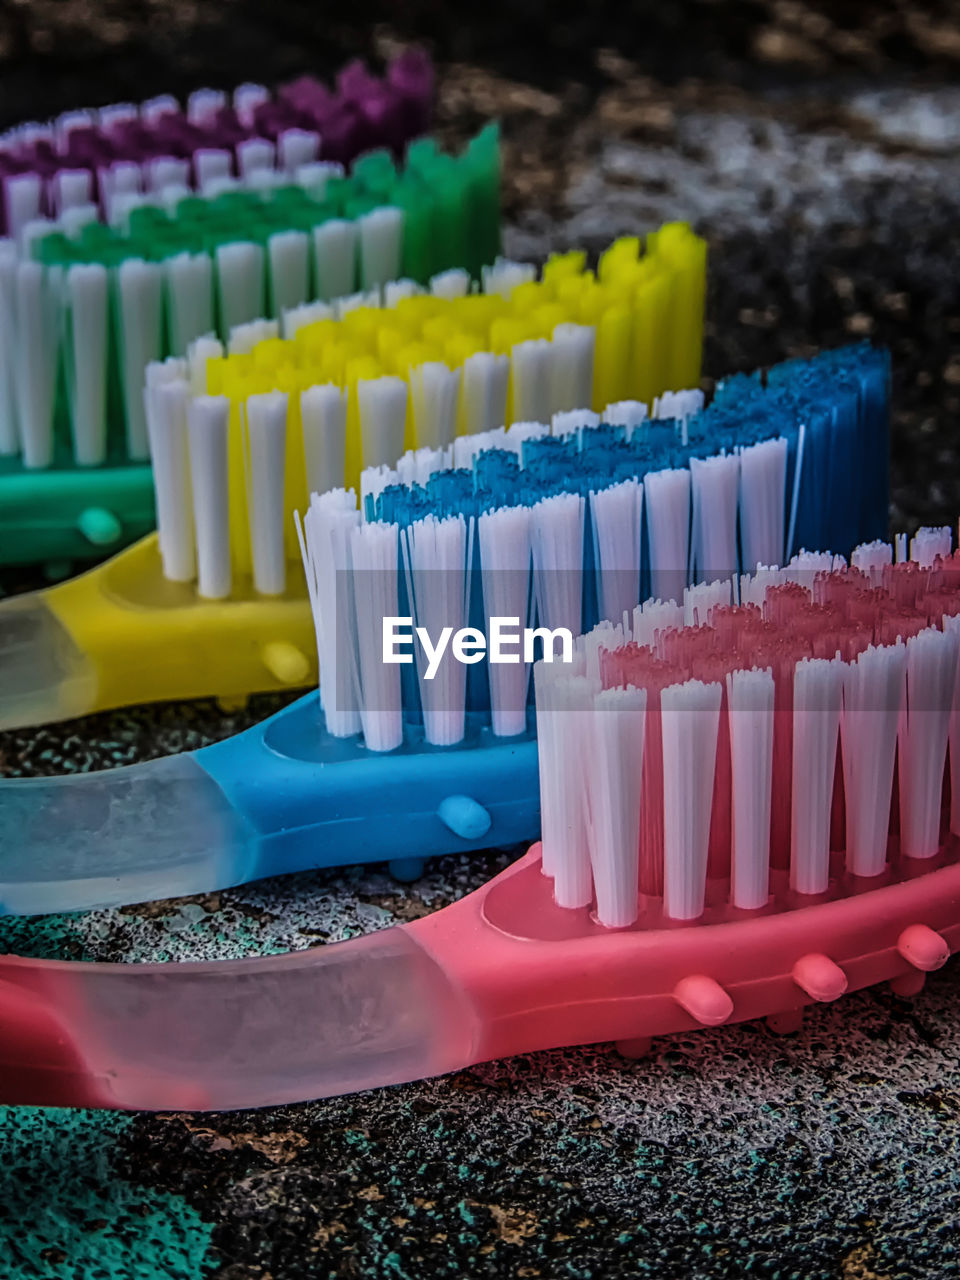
[898,626,960,858]
[334,289,380,318]
[195,150,233,192]
[279,128,320,173]
[145,356,188,390]
[244,392,288,595]
[301,384,348,496]
[409,361,461,450]
[461,351,509,437]
[588,683,647,928]
[895,531,908,563]
[116,258,164,459]
[841,642,907,878]
[59,203,100,236]
[5,173,42,242]
[147,156,190,193]
[102,161,141,222]
[227,317,278,357]
[603,399,648,437]
[851,539,893,584]
[0,243,18,454]
[590,478,643,625]
[237,137,276,181]
[64,263,109,464]
[644,467,691,605]
[654,388,705,423]
[738,437,787,571]
[145,377,195,582]
[479,504,533,737]
[511,339,553,425]
[910,526,952,566]
[360,464,398,513]
[141,94,178,123]
[384,279,423,308]
[215,241,265,333]
[351,520,403,752]
[282,299,333,339]
[579,620,628,683]
[357,375,408,469]
[690,453,740,585]
[506,419,549,450]
[944,614,960,838]
[160,185,192,214]
[727,666,775,910]
[402,514,472,747]
[536,671,596,908]
[241,169,281,193]
[203,174,242,197]
[661,678,722,921]
[294,160,344,200]
[550,323,596,414]
[14,261,58,467]
[790,657,843,896]
[552,408,600,439]
[187,88,227,124]
[164,252,214,354]
[20,217,56,258]
[430,269,470,300]
[787,549,839,587]
[739,563,788,609]
[482,258,536,298]
[296,488,362,737]
[53,169,92,214]
[631,596,684,647]
[234,84,269,127]
[55,108,94,146]
[453,426,504,469]
[99,103,137,129]
[267,230,309,316]
[187,396,232,599]
[395,445,451,488]
[531,491,585,635]
[312,219,357,301]
[187,334,224,396]
[358,207,404,291]
[683,577,732,628]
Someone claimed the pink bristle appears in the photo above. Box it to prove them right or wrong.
[547,532,960,930]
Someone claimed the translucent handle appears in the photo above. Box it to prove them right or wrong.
[0,592,97,730]
[0,928,478,1111]
[0,754,256,915]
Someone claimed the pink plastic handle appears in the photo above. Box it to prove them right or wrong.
[1,843,957,1111]
[0,928,476,1111]
[408,842,960,1063]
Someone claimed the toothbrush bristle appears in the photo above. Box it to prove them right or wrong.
[539,534,960,932]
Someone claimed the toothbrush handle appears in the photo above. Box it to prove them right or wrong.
[0,927,479,1111]
[0,754,256,916]
[0,591,97,731]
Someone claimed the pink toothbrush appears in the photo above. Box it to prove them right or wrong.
[1,529,959,1112]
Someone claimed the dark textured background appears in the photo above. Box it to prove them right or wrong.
[2,3,960,1277]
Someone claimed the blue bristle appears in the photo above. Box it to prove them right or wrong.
[354,344,889,737]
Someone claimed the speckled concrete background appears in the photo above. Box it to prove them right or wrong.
[2,3,960,1277]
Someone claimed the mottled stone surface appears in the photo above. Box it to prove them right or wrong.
[3,3,960,1276]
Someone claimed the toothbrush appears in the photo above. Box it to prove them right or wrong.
[0,124,499,572]
[1,524,957,1111]
[0,49,434,240]
[0,228,706,730]
[0,344,887,915]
